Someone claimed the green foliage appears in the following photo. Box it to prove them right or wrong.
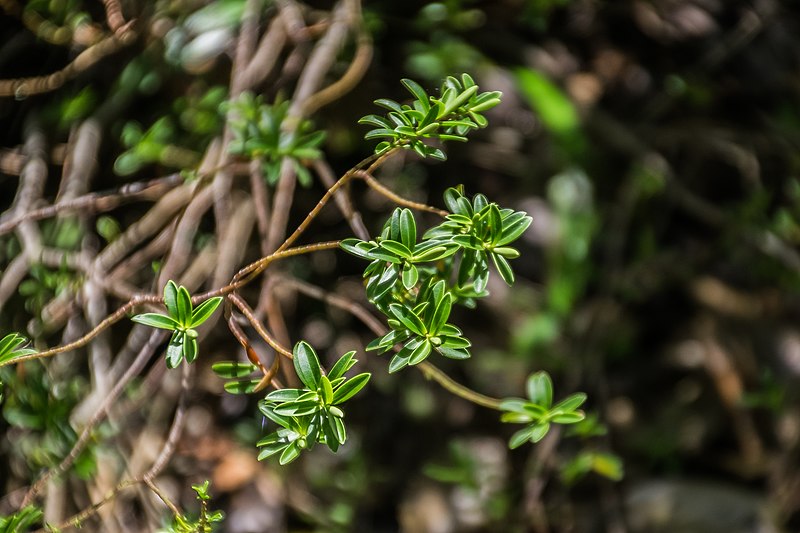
[18,262,81,318]
[341,187,530,372]
[211,360,263,395]
[515,68,585,157]
[131,281,222,368]
[359,74,501,160]
[226,93,326,187]
[162,481,224,533]
[560,450,624,485]
[114,117,203,176]
[0,333,36,367]
[0,505,45,533]
[499,371,586,448]
[1,362,96,477]
[256,342,370,465]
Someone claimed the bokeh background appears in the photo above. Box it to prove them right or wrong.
[1,0,800,531]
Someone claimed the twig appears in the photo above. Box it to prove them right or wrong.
[265,0,353,253]
[300,0,372,117]
[354,169,449,217]
[228,293,293,359]
[312,159,369,240]
[101,0,129,36]
[143,363,194,483]
[0,175,183,236]
[277,276,504,410]
[22,332,166,504]
[0,31,133,98]
[237,14,288,90]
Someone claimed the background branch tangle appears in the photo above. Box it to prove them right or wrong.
[0,1,586,530]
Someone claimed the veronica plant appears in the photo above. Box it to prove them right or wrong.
[340,187,531,373]
[163,481,224,533]
[0,333,37,400]
[500,371,587,447]
[0,333,36,366]
[359,73,502,160]
[256,342,370,465]
[131,281,222,368]
[226,93,325,187]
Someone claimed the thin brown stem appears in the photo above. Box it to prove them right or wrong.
[354,169,449,217]
[278,276,504,410]
[276,149,396,254]
[228,293,293,359]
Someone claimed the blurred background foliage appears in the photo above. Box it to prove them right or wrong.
[1,0,800,532]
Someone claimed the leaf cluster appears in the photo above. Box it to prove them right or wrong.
[162,481,224,533]
[131,281,222,368]
[0,505,44,533]
[0,333,36,367]
[226,93,325,187]
[500,371,586,448]
[1,361,96,477]
[359,73,501,160]
[255,342,370,465]
[114,118,199,176]
[340,187,531,371]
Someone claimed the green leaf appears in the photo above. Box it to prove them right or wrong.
[340,238,376,260]
[591,452,624,481]
[332,373,371,404]
[164,280,179,318]
[527,372,553,408]
[530,422,551,442]
[492,252,515,285]
[322,416,341,452]
[388,351,411,373]
[273,400,320,416]
[494,246,520,259]
[515,68,579,138]
[399,208,416,249]
[332,416,346,444]
[131,313,179,330]
[379,240,413,259]
[176,285,192,326]
[359,114,394,128]
[408,339,432,365]
[328,351,357,380]
[293,341,322,389]
[429,292,452,335]
[191,296,223,326]
[279,442,301,465]
[401,263,419,290]
[553,392,587,412]
[320,375,334,404]
[257,440,288,460]
[438,335,470,349]
[211,361,259,378]
[499,398,535,415]
[183,336,198,363]
[389,304,426,336]
[401,78,429,108]
[166,334,184,368]
[488,204,502,239]
[436,346,470,359]
[375,98,403,112]
[223,379,262,394]
[265,388,305,402]
[0,333,36,364]
[366,247,404,264]
[550,411,585,424]
[496,214,532,246]
[509,424,538,449]
[412,243,458,262]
